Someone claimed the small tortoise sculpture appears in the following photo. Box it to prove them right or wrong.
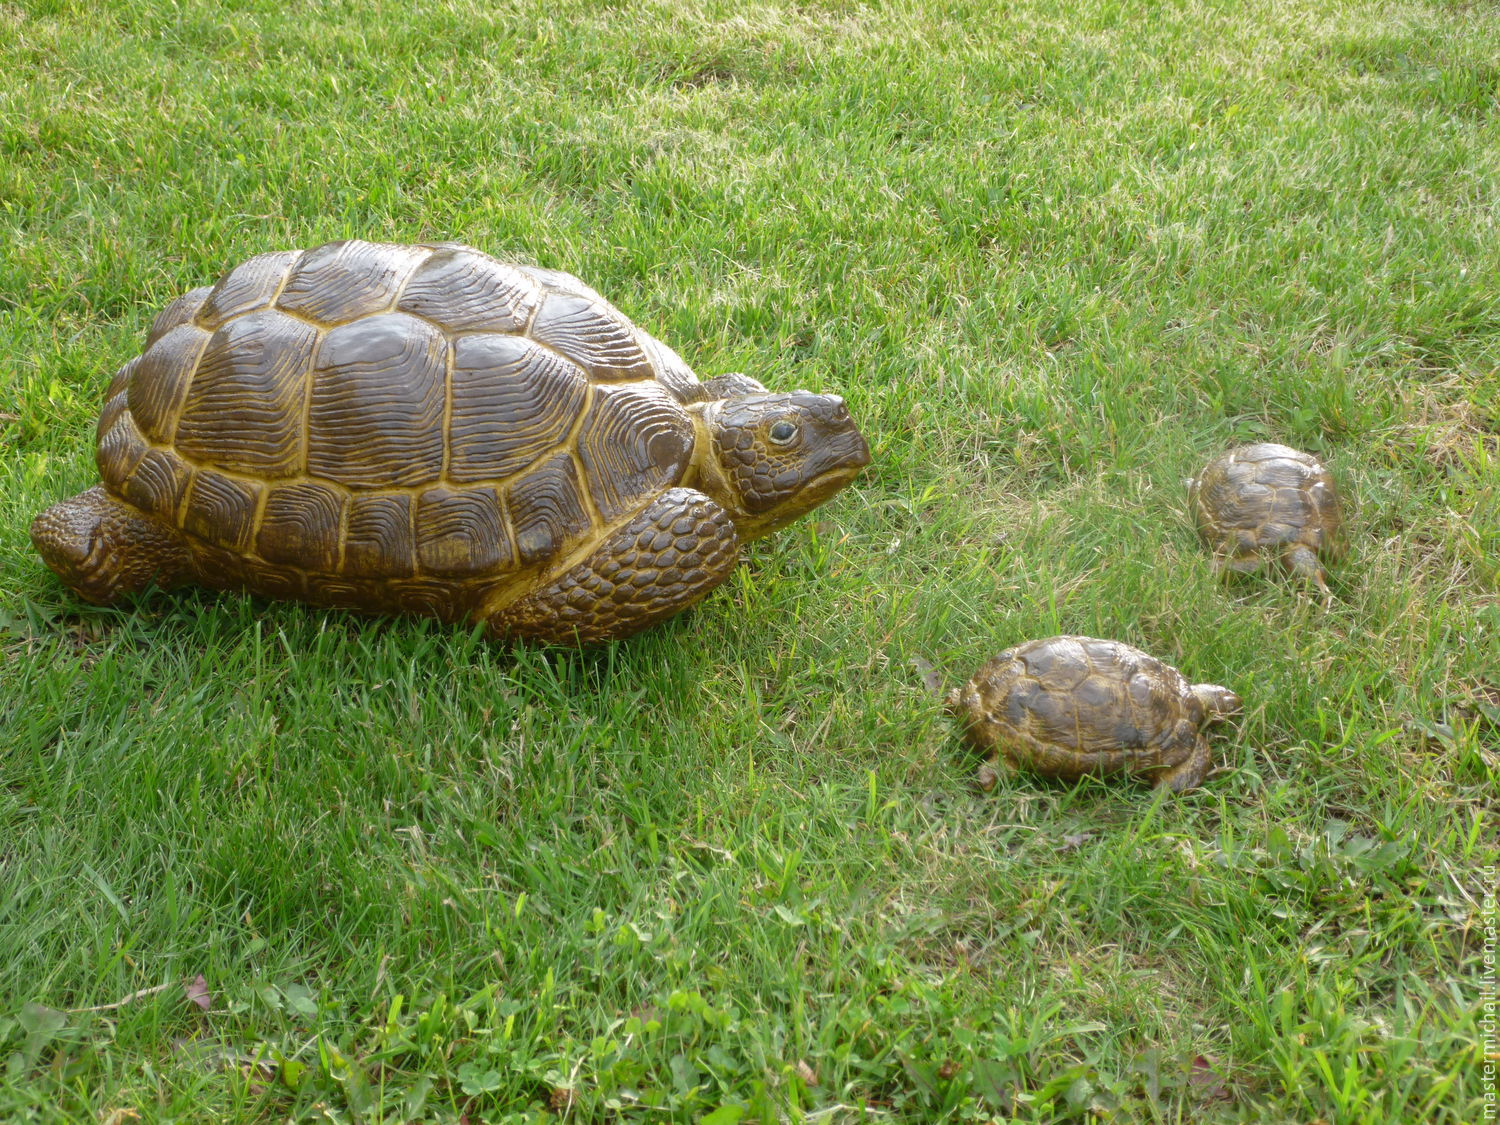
[1189,443,1343,598]
[31,240,870,644]
[946,636,1241,792]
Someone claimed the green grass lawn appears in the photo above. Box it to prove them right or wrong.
[2,0,1497,1120]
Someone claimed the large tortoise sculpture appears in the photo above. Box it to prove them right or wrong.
[31,240,870,644]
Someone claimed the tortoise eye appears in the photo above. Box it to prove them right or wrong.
[769,420,798,444]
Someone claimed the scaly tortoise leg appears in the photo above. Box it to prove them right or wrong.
[1284,544,1334,606]
[485,487,740,644]
[975,754,1019,792]
[31,485,194,605]
[1152,735,1212,793]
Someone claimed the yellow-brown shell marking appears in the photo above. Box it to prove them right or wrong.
[92,239,711,617]
[948,636,1241,792]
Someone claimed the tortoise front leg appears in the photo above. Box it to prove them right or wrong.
[1152,735,1213,793]
[975,754,1019,792]
[485,488,740,645]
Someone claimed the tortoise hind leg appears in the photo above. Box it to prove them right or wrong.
[485,487,739,645]
[31,485,193,605]
[1284,544,1333,604]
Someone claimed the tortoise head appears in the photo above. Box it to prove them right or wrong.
[1190,683,1242,721]
[697,391,870,539]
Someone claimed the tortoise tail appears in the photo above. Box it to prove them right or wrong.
[31,485,193,605]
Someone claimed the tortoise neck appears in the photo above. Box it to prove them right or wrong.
[683,402,739,517]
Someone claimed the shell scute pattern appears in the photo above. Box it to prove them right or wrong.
[129,324,211,445]
[636,330,701,401]
[306,575,367,609]
[246,561,303,601]
[1026,637,1090,691]
[199,250,302,327]
[184,469,262,552]
[415,486,511,578]
[274,240,431,326]
[146,287,213,349]
[95,239,721,617]
[530,291,656,382]
[447,333,590,483]
[345,494,416,579]
[97,410,150,488]
[174,310,319,479]
[122,449,192,518]
[390,578,460,619]
[507,454,593,568]
[397,247,541,333]
[514,265,612,308]
[307,313,448,488]
[256,482,346,571]
[576,383,695,522]
[104,356,140,407]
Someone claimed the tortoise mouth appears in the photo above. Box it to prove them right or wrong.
[803,457,867,505]
[739,457,867,539]
[801,427,871,494]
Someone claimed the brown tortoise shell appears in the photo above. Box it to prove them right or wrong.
[947,636,1240,791]
[1189,443,1344,575]
[92,239,713,621]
